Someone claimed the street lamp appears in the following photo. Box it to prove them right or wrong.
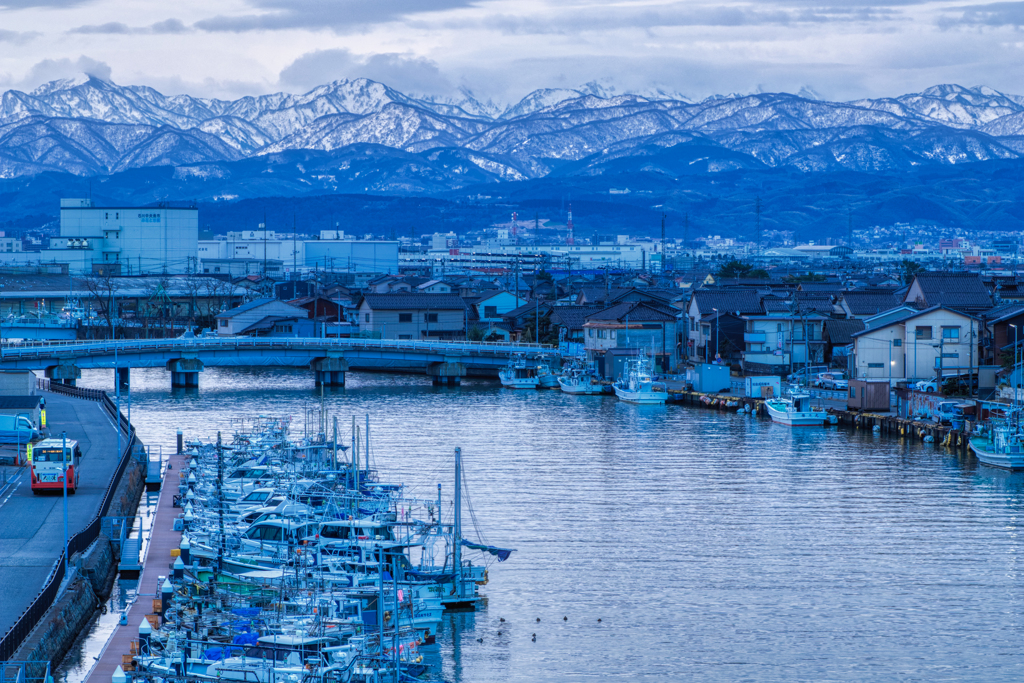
[712,308,719,364]
[61,431,69,577]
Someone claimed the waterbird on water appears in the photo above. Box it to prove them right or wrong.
[531,634,536,642]
[500,617,505,622]
[536,617,541,622]
[563,616,568,621]
[476,638,483,643]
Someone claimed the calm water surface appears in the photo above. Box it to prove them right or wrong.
[63,367,1024,682]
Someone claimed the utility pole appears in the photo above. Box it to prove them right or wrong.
[660,213,666,275]
[755,197,762,257]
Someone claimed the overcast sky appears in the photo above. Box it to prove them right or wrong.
[0,0,1021,103]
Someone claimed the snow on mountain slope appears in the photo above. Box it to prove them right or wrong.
[1,75,1024,179]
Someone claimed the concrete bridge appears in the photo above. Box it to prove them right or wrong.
[0,337,559,387]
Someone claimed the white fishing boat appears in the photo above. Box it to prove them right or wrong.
[499,354,540,389]
[558,360,604,395]
[764,394,828,426]
[969,423,1024,470]
[613,350,667,404]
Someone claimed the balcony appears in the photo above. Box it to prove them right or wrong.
[744,331,766,343]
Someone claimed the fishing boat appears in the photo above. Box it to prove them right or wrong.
[969,422,1024,470]
[536,360,560,389]
[613,350,667,404]
[764,394,828,426]
[499,354,540,389]
[558,359,604,395]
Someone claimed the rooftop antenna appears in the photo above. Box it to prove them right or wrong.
[511,211,518,244]
[262,210,268,277]
[567,204,574,246]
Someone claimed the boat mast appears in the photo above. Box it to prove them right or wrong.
[454,447,462,600]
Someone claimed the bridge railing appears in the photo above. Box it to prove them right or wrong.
[0,336,558,361]
[0,390,136,661]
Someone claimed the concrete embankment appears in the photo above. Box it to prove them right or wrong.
[675,387,971,453]
[12,455,145,673]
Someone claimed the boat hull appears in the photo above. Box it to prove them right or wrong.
[765,403,826,426]
[500,377,539,389]
[558,378,604,395]
[969,438,1024,470]
[537,375,560,389]
[613,386,667,404]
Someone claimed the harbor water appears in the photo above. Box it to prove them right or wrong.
[62,367,1024,681]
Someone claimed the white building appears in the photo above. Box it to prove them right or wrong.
[3,199,198,274]
[851,306,980,385]
[200,232,398,275]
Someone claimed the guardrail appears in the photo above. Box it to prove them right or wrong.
[0,337,557,362]
[0,390,137,661]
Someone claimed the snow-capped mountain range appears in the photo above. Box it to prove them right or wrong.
[5,75,1024,185]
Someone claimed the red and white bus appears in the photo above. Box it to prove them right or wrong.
[29,438,81,494]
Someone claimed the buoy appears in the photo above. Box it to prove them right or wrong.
[872,425,881,433]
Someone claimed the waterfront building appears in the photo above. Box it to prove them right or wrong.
[468,291,528,340]
[583,301,680,374]
[200,230,399,275]
[358,293,467,340]
[851,305,980,385]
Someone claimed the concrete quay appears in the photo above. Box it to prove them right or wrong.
[83,447,184,683]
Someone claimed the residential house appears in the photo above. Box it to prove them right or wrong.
[741,296,830,374]
[904,272,992,313]
[583,301,679,375]
[215,299,309,336]
[822,318,865,366]
[416,280,453,294]
[686,289,764,361]
[358,293,467,340]
[851,305,980,385]
[549,305,606,344]
[469,290,527,340]
[838,290,902,319]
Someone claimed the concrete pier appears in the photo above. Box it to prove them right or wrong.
[84,446,184,683]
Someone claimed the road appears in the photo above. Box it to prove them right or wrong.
[0,392,128,638]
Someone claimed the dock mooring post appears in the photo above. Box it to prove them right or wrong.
[176,430,183,454]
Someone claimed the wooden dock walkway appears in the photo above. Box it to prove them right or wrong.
[84,447,184,683]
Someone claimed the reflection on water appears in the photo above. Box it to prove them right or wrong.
[58,366,1024,682]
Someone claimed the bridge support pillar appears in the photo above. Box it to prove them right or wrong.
[311,356,348,387]
[116,366,130,390]
[167,358,204,389]
[45,363,82,387]
[427,360,467,387]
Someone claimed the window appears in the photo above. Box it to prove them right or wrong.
[219,319,227,327]
[915,326,932,340]
[893,339,902,347]
[484,306,497,318]
[398,334,411,340]
[867,363,884,368]
[399,313,412,323]
[424,313,438,323]
[611,330,616,338]
[942,326,960,340]
[365,313,370,323]
[849,387,856,399]
[589,329,594,338]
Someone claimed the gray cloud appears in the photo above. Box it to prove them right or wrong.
[943,2,1024,27]
[69,18,191,35]
[0,0,89,7]
[280,49,452,95]
[149,18,190,34]
[0,29,40,44]
[70,22,130,34]
[195,0,477,32]
[23,55,111,84]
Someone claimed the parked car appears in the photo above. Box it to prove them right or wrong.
[814,372,848,389]
[787,366,829,384]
